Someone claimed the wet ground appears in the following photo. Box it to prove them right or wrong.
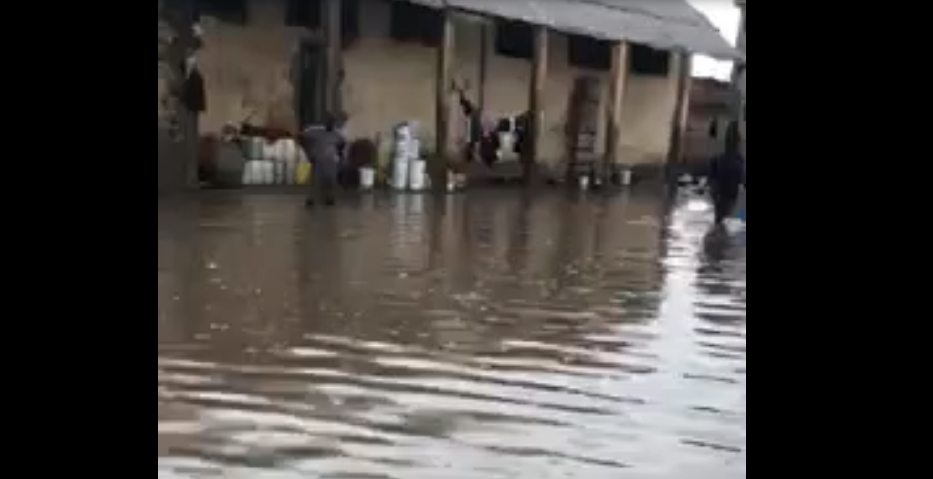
[158,190,746,479]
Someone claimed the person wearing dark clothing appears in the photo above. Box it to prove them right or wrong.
[457,89,496,166]
[709,120,745,225]
[304,115,346,207]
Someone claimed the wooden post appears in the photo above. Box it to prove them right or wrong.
[604,41,630,183]
[524,26,549,184]
[667,52,692,166]
[323,0,342,116]
[433,10,455,191]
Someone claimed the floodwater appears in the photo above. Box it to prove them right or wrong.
[158,190,746,479]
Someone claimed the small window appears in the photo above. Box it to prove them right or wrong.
[495,20,533,60]
[390,2,442,46]
[196,0,248,25]
[630,45,670,76]
[568,35,611,71]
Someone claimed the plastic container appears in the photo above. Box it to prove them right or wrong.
[262,142,276,162]
[360,167,375,190]
[391,155,410,191]
[284,157,297,185]
[408,139,422,160]
[243,161,261,186]
[297,161,312,185]
[260,161,274,185]
[271,161,281,184]
[395,123,412,143]
[408,159,427,191]
[243,137,263,161]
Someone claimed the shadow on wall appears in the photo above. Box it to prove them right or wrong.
[159,127,186,194]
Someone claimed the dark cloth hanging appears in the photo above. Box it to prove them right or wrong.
[182,67,207,114]
[709,120,745,224]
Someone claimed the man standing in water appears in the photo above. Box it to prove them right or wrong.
[709,120,745,225]
[303,114,346,207]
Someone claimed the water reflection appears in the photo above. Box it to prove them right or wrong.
[158,191,746,478]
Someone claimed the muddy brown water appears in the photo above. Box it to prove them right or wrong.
[158,191,745,479]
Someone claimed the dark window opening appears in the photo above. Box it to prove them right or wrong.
[631,45,670,76]
[390,2,442,46]
[341,0,360,47]
[286,0,321,29]
[286,0,360,48]
[495,20,533,60]
[196,0,247,25]
[568,35,611,71]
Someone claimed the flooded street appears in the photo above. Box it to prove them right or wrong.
[158,190,746,479]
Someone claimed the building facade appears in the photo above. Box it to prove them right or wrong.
[159,0,739,185]
[735,0,745,124]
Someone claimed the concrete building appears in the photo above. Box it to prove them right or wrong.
[158,0,740,185]
[734,0,745,125]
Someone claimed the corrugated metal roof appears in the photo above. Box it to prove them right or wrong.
[581,0,740,59]
[390,0,742,61]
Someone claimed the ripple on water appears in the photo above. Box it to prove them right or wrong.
[159,192,745,478]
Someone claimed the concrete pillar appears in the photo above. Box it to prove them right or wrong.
[604,41,631,181]
[524,26,549,184]
[733,0,745,151]
[667,53,693,166]
[433,10,455,190]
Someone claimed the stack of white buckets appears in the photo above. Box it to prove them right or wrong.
[241,137,309,186]
[391,122,428,192]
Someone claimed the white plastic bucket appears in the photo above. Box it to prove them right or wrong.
[262,143,276,162]
[262,161,275,185]
[395,124,412,143]
[408,139,422,160]
[283,157,297,185]
[244,137,263,161]
[392,156,410,191]
[242,161,254,186]
[408,160,427,191]
[360,167,376,190]
[274,161,285,185]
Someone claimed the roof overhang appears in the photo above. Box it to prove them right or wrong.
[392,0,743,61]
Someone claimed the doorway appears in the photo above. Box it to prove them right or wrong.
[296,42,325,129]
